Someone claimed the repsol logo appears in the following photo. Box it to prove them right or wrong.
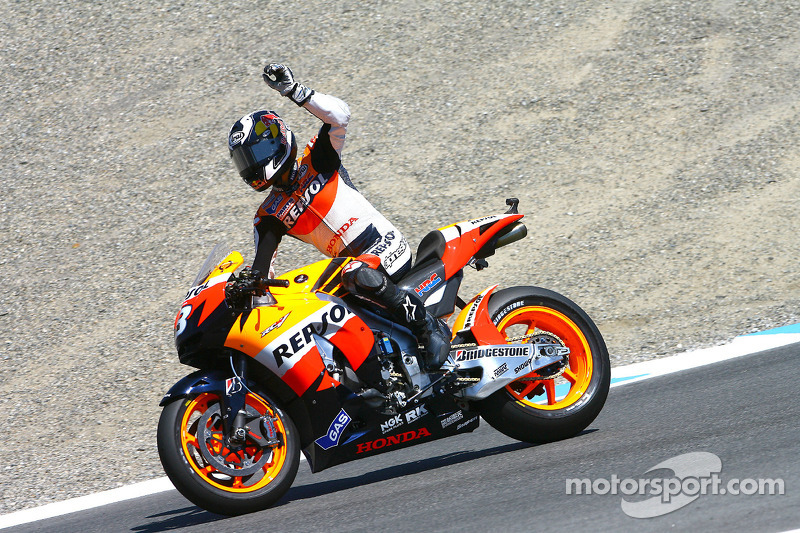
[183,281,209,301]
[356,427,432,454]
[463,293,485,328]
[283,173,327,227]
[368,231,395,256]
[272,304,352,366]
[454,346,529,361]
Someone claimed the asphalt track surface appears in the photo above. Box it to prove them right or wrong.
[6,344,799,533]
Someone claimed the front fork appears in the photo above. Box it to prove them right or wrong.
[223,353,250,444]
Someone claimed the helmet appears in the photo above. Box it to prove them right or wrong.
[228,111,297,191]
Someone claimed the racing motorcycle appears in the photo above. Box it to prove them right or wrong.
[157,198,610,516]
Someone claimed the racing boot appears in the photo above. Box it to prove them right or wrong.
[409,312,451,370]
[341,261,450,369]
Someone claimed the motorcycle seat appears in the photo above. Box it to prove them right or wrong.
[412,230,446,268]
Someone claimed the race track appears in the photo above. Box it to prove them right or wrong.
[4,342,798,533]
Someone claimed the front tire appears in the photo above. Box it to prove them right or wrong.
[478,286,610,443]
[157,389,300,516]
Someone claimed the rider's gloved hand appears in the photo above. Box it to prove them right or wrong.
[238,266,263,281]
[263,63,314,106]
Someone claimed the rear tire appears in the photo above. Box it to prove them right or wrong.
[157,389,300,516]
[478,286,610,443]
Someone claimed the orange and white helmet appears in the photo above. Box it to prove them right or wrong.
[228,110,297,191]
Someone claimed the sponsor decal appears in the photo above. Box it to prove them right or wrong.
[294,274,309,283]
[225,377,243,396]
[261,312,290,338]
[493,362,509,378]
[415,273,442,296]
[514,360,531,374]
[183,280,209,301]
[401,294,418,323]
[229,131,245,145]
[356,427,432,454]
[281,173,328,227]
[463,293,485,329]
[368,231,396,256]
[380,414,403,434]
[467,216,496,225]
[495,300,524,321]
[277,200,293,219]
[342,260,363,275]
[272,304,352,367]
[440,411,464,429]
[315,409,352,450]
[296,163,309,180]
[383,238,407,269]
[456,416,479,431]
[454,345,530,362]
[403,404,429,424]
[264,196,282,215]
[326,217,359,254]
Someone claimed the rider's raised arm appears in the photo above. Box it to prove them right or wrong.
[263,63,351,156]
[301,92,350,156]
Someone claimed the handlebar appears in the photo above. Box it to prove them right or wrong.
[261,278,290,288]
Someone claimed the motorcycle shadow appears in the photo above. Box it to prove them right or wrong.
[284,440,538,504]
[133,505,226,532]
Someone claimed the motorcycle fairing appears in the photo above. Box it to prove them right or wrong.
[398,262,464,318]
[300,391,481,473]
[434,213,523,279]
[450,285,506,345]
[174,253,244,368]
[225,296,373,396]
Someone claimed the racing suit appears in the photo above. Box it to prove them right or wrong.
[251,92,450,368]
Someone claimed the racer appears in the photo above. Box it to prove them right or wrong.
[227,63,450,369]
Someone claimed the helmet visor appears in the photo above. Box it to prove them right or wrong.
[230,137,284,179]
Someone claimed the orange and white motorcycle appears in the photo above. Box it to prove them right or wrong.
[157,198,610,515]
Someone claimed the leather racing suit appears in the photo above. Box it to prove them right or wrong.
[250,92,450,368]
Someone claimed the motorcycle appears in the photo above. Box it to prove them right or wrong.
[157,198,610,515]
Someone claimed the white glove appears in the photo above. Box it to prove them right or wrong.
[263,63,314,106]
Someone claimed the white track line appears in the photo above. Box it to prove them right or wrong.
[1,327,798,530]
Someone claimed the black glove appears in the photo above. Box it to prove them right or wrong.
[263,63,314,106]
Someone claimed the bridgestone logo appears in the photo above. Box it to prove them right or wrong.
[455,346,529,361]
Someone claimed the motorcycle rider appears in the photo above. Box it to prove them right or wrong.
[227,63,450,369]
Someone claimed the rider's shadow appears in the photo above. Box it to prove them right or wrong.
[283,440,535,503]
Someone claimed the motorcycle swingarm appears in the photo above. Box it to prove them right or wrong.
[442,342,568,400]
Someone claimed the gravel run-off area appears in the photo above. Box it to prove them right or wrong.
[1,0,798,514]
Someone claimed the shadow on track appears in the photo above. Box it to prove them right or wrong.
[283,440,536,503]
[131,506,225,532]
[129,431,601,531]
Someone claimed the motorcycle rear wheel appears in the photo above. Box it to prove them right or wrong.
[157,389,300,516]
[478,286,610,443]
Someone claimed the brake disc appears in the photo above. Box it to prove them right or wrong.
[196,403,270,477]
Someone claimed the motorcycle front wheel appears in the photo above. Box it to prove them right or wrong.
[478,286,610,443]
[157,389,300,516]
